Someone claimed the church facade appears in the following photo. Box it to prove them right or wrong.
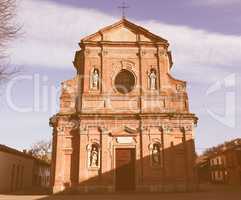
[50,19,198,193]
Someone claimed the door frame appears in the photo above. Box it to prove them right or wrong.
[113,145,136,191]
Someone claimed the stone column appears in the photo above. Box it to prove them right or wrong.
[170,141,176,190]
[51,117,80,193]
[78,126,88,186]
[139,125,144,185]
[99,127,112,191]
[137,40,143,112]
[156,46,161,93]
[138,125,149,190]
[52,124,65,193]
[63,146,72,188]
[181,127,189,191]
[100,46,107,93]
[160,126,166,191]
[135,130,142,186]
[70,120,80,187]
[182,124,196,191]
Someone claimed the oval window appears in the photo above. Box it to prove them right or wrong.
[114,69,135,94]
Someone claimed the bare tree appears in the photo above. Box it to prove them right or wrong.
[29,140,52,163]
[0,0,20,82]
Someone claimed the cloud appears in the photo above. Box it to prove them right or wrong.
[143,20,241,83]
[10,0,241,84]
[11,0,116,69]
[4,0,241,153]
[191,0,241,6]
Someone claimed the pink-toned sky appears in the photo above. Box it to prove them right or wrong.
[1,0,241,154]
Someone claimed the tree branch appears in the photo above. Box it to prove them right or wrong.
[0,0,21,82]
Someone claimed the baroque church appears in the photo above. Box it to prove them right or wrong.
[50,18,198,193]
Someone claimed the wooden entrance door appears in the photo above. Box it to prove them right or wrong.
[115,148,135,191]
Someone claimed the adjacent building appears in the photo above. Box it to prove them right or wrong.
[209,139,241,185]
[196,155,210,183]
[50,18,198,193]
[197,138,241,185]
[0,144,51,193]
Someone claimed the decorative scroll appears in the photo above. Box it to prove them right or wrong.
[176,84,185,93]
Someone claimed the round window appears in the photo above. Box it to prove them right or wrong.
[114,69,135,94]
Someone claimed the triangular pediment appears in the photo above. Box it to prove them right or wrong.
[82,19,168,43]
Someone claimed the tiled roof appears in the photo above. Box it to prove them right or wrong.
[204,138,241,157]
[0,144,50,166]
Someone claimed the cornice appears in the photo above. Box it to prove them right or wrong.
[77,112,198,120]
[79,41,168,48]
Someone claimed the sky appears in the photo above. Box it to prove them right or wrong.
[1,0,241,154]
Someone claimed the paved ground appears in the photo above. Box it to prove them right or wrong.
[0,185,240,200]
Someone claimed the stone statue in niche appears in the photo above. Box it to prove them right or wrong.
[152,143,161,165]
[90,145,99,167]
[149,69,157,90]
[91,69,99,89]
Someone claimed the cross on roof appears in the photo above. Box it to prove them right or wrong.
[118,2,129,19]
